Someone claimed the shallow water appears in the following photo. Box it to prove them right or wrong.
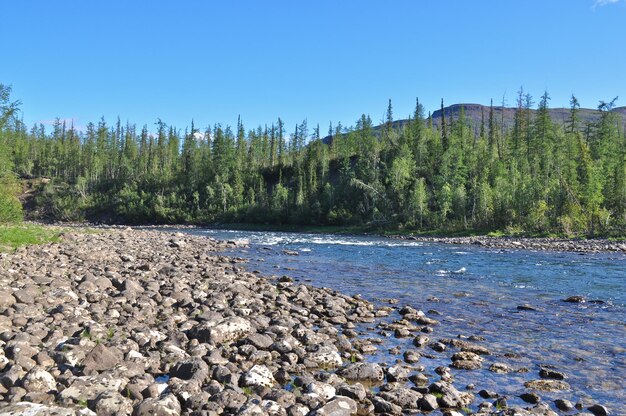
[181,229,626,413]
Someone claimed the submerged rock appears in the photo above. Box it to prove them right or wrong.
[524,379,570,391]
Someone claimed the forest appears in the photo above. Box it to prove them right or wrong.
[1,83,625,236]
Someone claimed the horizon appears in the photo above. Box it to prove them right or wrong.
[2,0,625,134]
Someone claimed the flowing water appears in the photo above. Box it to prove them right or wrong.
[179,229,626,413]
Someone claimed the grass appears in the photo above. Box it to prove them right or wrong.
[0,223,62,252]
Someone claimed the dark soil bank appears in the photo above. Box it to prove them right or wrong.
[0,229,612,415]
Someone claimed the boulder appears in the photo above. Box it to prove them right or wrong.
[243,364,275,387]
[133,393,181,416]
[337,363,384,383]
[21,367,56,393]
[524,379,570,391]
[314,397,357,415]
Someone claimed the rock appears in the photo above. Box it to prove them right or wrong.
[243,364,275,387]
[21,367,56,393]
[517,304,539,311]
[430,342,446,352]
[563,295,586,303]
[308,345,342,368]
[554,398,574,411]
[403,350,421,363]
[429,381,473,408]
[306,381,336,401]
[94,390,134,415]
[413,335,429,347]
[81,344,123,374]
[372,396,402,415]
[418,394,439,411]
[451,359,481,370]
[409,373,429,386]
[587,404,610,416]
[246,333,274,350]
[190,317,252,345]
[493,397,507,409]
[378,387,423,410]
[385,364,410,382]
[524,379,570,391]
[337,363,384,383]
[478,390,498,399]
[314,396,357,415]
[519,392,541,404]
[13,289,35,304]
[60,375,129,402]
[169,358,209,381]
[489,363,511,373]
[539,368,566,380]
[211,390,247,413]
[0,290,17,309]
[336,383,366,401]
[0,402,96,415]
[288,404,310,416]
[133,393,181,416]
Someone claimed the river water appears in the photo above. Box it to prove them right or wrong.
[179,229,625,413]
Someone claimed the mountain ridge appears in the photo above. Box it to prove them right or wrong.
[323,103,626,143]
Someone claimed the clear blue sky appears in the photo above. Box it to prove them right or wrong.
[1,0,625,134]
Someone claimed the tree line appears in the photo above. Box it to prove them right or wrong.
[1,83,625,236]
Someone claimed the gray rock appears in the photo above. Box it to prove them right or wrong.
[60,375,129,401]
[539,368,566,380]
[337,362,384,383]
[21,367,56,393]
[314,396,357,415]
[133,393,181,416]
[0,290,17,309]
[587,404,610,416]
[385,364,410,382]
[306,381,335,401]
[519,392,541,404]
[94,390,134,416]
[413,335,429,347]
[554,398,574,411]
[0,402,96,415]
[563,295,586,303]
[190,317,252,345]
[378,387,423,410]
[418,394,439,411]
[169,358,209,381]
[372,397,402,415]
[489,362,511,373]
[524,379,570,391]
[81,344,123,375]
[336,383,366,401]
[243,364,275,387]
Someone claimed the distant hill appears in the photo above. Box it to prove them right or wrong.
[323,103,626,143]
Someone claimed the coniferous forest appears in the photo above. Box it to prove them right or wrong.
[1,83,625,236]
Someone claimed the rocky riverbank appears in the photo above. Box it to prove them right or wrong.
[0,228,611,415]
[397,235,626,254]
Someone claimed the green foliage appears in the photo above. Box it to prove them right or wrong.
[0,180,23,223]
[1,84,624,236]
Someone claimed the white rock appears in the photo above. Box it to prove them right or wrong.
[243,364,275,387]
[307,381,336,401]
[22,367,56,392]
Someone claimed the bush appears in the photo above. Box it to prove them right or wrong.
[0,178,23,223]
[0,193,23,223]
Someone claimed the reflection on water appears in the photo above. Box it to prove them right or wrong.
[185,229,626,412]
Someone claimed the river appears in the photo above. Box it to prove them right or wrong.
[178,229,626,413]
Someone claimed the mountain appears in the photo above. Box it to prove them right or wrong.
[323,103,626,143]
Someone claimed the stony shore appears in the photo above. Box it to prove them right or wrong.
[0,229,611,415]
[398,235,626,254]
